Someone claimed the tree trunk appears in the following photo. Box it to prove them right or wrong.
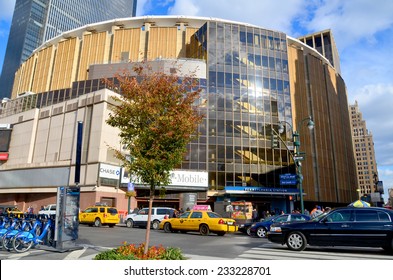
[143,187,154,255]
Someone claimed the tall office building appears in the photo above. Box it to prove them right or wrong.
[0,0,137,100]
[349,101,379,197]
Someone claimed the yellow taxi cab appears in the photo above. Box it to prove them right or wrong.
[0,205,24,217]
[159,209,238,236]
[79,205,120,227]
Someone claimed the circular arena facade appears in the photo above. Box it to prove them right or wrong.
[0,16,357,213]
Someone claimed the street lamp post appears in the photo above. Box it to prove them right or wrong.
[278,116,314,214]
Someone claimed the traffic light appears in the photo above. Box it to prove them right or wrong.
[271,132,279,149]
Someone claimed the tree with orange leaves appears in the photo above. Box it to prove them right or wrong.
[106,62,203,254]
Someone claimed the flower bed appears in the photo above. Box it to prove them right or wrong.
[94,242,185,260]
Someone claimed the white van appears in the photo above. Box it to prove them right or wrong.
[38,204,57,216]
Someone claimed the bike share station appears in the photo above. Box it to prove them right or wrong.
[52,121,84,252]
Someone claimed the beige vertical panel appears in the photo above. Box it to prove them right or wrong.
[293,50,356,204]
[111,28,141,63]
[77,31,110,81]
[11,67,23,99]
[13,55,37,97]
[147,27,178,60]
[288,45,336,203]
[51,37,79,91]
[32,46,55,93]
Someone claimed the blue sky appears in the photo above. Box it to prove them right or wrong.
[1,0,393,200]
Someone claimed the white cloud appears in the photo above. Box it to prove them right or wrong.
[137,0,175,16]
[303,0,393,49]
[167,0,307,34]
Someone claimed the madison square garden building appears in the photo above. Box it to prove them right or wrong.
[0,16,357,214]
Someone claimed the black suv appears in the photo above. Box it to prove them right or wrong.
[267,207,393,253]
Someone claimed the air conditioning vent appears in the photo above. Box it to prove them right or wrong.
[40,110,50,119]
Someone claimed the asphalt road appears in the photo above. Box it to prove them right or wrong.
[1,224,393,260]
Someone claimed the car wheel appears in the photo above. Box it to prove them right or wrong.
[256,227,267,238]
[286,231,307,251]
[246,226,251,236]
[199,224,210,236]
[152,220,160,230]
[163,222,172,233]
[126,219,134,228]
[94,218,102,227]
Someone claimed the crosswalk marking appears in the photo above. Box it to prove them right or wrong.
[63,247,87,260]
[1,242,392,260]
[235,244,393,260]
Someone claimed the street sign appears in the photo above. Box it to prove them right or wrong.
[279,174,297,185]
[293,156,304,161]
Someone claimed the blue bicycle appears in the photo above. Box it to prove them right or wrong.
[12,216,54,253]
[0,216,23,249]
[2,215,41,251]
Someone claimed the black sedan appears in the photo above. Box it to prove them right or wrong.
[267,207,393,253]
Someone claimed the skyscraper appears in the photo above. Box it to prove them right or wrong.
[350,101,381,198]
[0,0,137,100]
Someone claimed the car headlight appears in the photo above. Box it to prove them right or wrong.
[269,226,282,232]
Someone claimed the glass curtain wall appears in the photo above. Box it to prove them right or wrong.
[183,21,294,191]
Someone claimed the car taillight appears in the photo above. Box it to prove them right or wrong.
[218,219,225,224]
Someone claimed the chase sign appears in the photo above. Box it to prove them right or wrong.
[99,163,121,180]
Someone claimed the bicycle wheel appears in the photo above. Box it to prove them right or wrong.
[13,232,34,253]
[2,234,14,251]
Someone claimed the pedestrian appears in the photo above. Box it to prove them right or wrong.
[252,208,258,222]
[311,205,323,218]
[266,211,271,218]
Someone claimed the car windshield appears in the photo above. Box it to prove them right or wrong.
[262,216,275,222]
[179,211,190,218]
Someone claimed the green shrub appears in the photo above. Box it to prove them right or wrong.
[159,247,186,260]
[94,242,185,260]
